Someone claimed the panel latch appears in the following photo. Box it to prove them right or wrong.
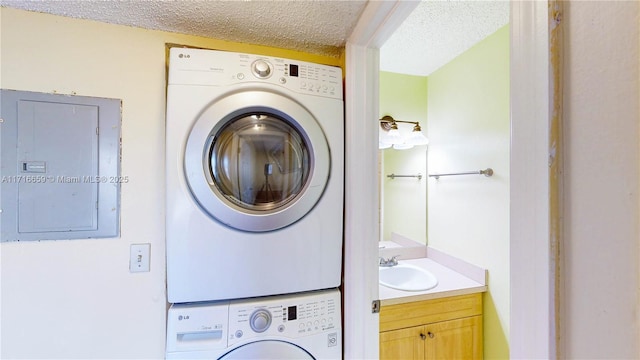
[21,161,47,173]
[372,300,380,314]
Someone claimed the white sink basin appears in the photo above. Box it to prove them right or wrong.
[379,263,438,291]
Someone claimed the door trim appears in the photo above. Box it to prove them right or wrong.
[343,1,420,359]
[509,1,555,357]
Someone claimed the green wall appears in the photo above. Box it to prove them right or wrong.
[427,25,510,359]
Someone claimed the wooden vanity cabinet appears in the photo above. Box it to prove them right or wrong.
[379,293,483,360]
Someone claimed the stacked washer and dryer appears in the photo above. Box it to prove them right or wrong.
[165,48,344,359]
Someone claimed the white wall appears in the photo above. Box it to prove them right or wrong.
[1,10,168,358]
[561,1,639,357]
[0,8,340,358]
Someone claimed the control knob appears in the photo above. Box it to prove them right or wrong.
[252,59,273,78]
[249,309,272,333]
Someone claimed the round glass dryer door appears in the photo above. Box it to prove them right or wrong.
[184,90,330,232]
[210,113,309,211]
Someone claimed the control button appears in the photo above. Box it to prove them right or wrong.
[278,325,285,332]
[328,335,337,346]
[330,86,335,92]
[301,82,307,88]
[307,322,312,328]
[314,320,319,326]
[237,73,245,80]
[235,330,243,338]
[299,323,305,329]
[322,319,327,324]
[251,59,273,78]
[250,309,272,333]
[279,77,286,84]
[322,86,328,91]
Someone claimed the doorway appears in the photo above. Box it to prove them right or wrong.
[343,1,554,358]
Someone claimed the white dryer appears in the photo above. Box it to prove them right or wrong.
[166,289,342,360]
[166,48,344,303]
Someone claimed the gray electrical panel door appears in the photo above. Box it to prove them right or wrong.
[1,90,121,241]
[17,100,100,232]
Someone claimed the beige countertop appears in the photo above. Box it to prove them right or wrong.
[379,252,487,307]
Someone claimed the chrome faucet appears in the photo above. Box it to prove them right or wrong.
[379,255,399,267]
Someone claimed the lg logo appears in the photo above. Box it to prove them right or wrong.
[178,315,190,321]
[178,54,191,59]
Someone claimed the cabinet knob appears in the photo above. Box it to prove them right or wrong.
[428,331,435,339]
[420,333,426,340]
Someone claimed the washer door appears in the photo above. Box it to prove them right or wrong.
[184,90,330,232]
[219,340,315,360]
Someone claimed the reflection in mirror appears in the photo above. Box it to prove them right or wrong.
[379,145,427,245]
[378,70,429,246]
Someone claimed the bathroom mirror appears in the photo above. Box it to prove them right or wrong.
[378,71,429,246]
[379,145,427,245]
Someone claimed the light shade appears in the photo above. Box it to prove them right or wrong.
[381,127,402,145]
[405,128,429,146]
[392,143,414,150]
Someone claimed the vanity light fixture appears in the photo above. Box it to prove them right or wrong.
[379,115,429,150]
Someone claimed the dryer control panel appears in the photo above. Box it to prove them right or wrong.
[168,47,343,100]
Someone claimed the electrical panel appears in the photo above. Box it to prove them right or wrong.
[0,90,121,241]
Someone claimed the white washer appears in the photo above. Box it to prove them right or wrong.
[166,48,344,303]
[166,289,342,360]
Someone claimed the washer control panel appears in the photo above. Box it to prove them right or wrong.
[166,289,341,356]
[169,47,343,100]
[227,289,339,346]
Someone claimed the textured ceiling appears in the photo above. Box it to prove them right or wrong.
[1,0,509,76]
[0,0,368,58]
[380,0,510,76]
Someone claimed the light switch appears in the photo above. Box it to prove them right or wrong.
[130,243,150,273]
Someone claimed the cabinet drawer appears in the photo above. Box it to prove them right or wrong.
[380,293,482,332]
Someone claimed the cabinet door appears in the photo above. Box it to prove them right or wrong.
[380,325,425,360]
[425,315,483,359]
